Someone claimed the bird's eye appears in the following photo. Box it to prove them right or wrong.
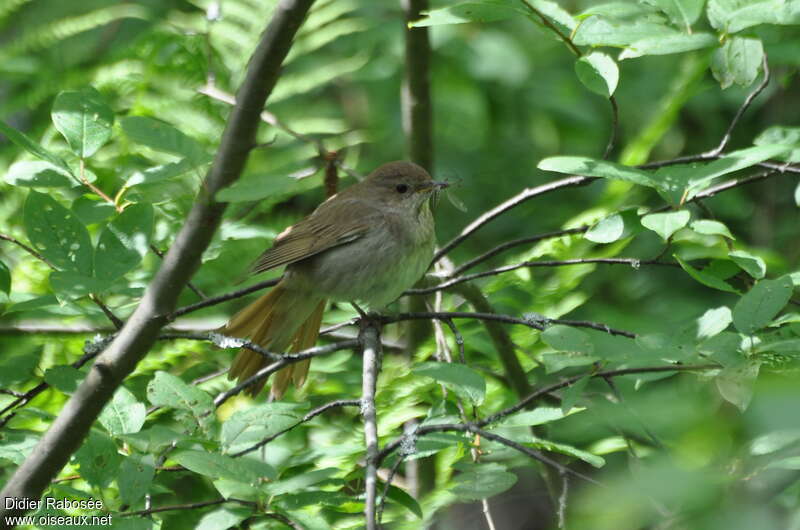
[395,184,409,194]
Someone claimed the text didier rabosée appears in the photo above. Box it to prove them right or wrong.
[5,496,104,510]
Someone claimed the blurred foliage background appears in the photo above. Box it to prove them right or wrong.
[1,0,800,529]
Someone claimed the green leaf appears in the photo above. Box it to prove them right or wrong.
[0,119,72,171]
[641,210,690,240]
[4,160,73,187]
[221,402,306,452]
[538,156,656,187]
[675,256,738,293]
[99,386,146,436]
[541,325,595,354]
[51,87,114,158]
[385,484,423,518]
[120,116,211,164]
[696,306,732,340]
[49,271,112,298]
[215,172,317,203]
[690,219,735,239]
[146,371,214,432]
[575,52,618,97]
[707,0,800,33]
[531,437,606,467]
[451,462,517,500]
[585,213,625,243]
[117,455,155,506]
[756,339,800,355]
[410,1,519,27]
[125,159,205,187]
[501,406,586,426]
[264,468,339,496]
[94,203,153,282]
[0,430,39,465]
[620,33,717,60]
[729,250,766,279]
[74,431,122,488]
[642,0,705,27]
[72,196,116,225]
[716,361,760,411]
[43,366,84,394]
[0,260,10,295]
[754,126,800,163]
[528,0,577,31]
[196,507,251,530]
[0,350,39,386]
[173,450,274,483]
[711,37,764,90]
[413,362,486,405]
[733,276,794,334]
[24,191,93,275]
[561,375,590,413]
[573,16,676,47]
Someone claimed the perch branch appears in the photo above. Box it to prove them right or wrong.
[360,320,382,530]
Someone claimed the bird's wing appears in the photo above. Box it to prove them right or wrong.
[250,197,372,274]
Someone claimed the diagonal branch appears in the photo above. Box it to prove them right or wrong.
[0,0,317,516]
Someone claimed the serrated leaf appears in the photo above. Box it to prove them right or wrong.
[0,260,10,295]
[690,219,735,239]
[676,256,738,293]
[413,362,486,405]
[146,371,214,432]
[120,116,210,164]
[173,450,273,483]
[94,203,153,282]
[585,213,625,243]
[99,386,146,436]
[117,455,155,505]
[24,191,93,275]
[696,306,732,340]
[52,87,114,158]
[541,325,594,354]
[451,462,517,500]
[729,250,766,279]
[0,119,71,171]
[221,402,306,452]
[733,276,794,334]
[4,160,73,187]
[641,210,690,240]
[620,32,717,60]
[74,431,122,488]
[716,361,759,411]
[538,156,656,187]
[575,52,618,97]
[712,37,764,90]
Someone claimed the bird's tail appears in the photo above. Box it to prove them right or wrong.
[224,280,326,399]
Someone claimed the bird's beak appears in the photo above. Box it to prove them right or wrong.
[416,181,449,193]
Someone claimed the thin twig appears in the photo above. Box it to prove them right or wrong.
[451,227,588,276]
[169,278,280,320]
[360,320,382,530]
[414,257,677,295]
[0,233,57,269]
[557,471,569,529]
[604,96,620,159]
[232,399,360,457]
[432,176,594,263]
[518,0,580,57]
[119,498,255,517]
[376,452,406,527]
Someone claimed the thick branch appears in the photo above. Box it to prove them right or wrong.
[0,0,316,516]
[360,321,382,530]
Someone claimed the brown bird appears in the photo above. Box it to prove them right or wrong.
[223,161,447,399]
